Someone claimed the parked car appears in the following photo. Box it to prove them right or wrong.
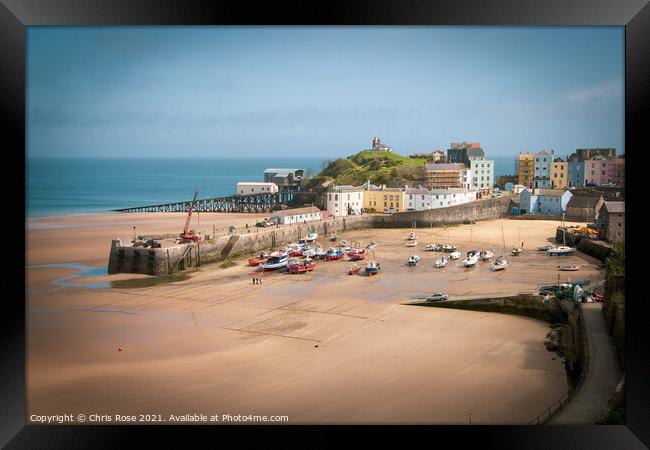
[426,292,449,302]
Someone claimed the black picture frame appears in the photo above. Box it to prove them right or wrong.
[4,0,649,447]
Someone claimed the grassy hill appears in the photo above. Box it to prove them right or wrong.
[305,150,427,191]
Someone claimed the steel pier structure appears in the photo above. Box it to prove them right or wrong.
[112,191,304,213]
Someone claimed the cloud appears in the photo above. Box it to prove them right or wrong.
[566,79,623,105]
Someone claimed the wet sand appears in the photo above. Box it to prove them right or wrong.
[26,214,601,424]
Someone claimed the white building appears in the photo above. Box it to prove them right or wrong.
[470,160,494,190]
[405,187,431,211]
[427,188,478,209]
[326,185,365,217]
[236,182,278,195]
[271,206,322,225]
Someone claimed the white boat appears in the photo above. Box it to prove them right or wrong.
[511,247,522,256]
[407,255,420,266]
[462,254,479,267]
[480,250,494,261]
[406,241,418,247]
[259,251,289,271]
[547,246,576,256]
[449,251,462,260]
[365,260,381,275]
[329,234,338,242]
[366,241,377,250]
[558,265,581,271]
[305,233,318,242]
[434,256,447,268]
[302,248,316,258]
[314,247,328,259]
[442,244,457,252]
[408,232,418,241]
[425,243,442,251]
[492,256,508,271]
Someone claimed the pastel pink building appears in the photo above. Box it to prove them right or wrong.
[584,157,624,186]
[583,159,603,185]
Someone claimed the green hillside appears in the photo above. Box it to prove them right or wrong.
[307,150,427,189]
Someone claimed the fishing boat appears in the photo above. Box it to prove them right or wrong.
[314,247,328,259]
[287,258,316,274]
[406,240,418,247]
[349,264,361,275]
[480,250,494,261]
[288,248,304,257]
[408,232,418,241]
[305,233,318,242]
[547,246,576,256]
[365,260,381,275]
[442,244,457,252]
[366,241,377,250]
[248,252,270,266]
[449,251,461,260]
[558,265,581,271]
[302,248,316,258]
[434,255,447,268]
[339,240,347,247]
[329,234,338,242]
[325,247,345,261]
[259,251,289,271]
[407,255,420,266]
[347,248,367,261]
[425,243,442,251]
[492,255,508,271]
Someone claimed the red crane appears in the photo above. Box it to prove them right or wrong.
[179,189,201,243]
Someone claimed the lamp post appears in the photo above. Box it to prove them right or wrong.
[133,226,136,243]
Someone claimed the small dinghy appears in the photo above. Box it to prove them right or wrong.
[449,251,461,260]
[407,255,420,266]
[366,241,377,250]
[305,233,318,242]
[434,256,447,268]
[442,244,457,252]
[511,247,522,256]
[248,252,270,266]
[408,232,418,241]
[425,243,442,251]
[329,234,338,242]
[558,265,581,271]
[349,264,361,275]
[406,240,418,247]
[547,246,576,256]
[537,245,553,251]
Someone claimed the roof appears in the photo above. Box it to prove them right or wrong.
[264,168,303,176]
[603,201,625,214]
[425,163,467,171]
[566,195,602,209]
[535,189,569,197]
[237,182,277,186]
[271,206,321,218]
[331,185,364,192]
[405,188,430,195]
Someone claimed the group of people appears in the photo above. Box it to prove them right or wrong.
[252,276,263,285]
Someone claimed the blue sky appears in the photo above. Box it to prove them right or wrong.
[27,26,624,159]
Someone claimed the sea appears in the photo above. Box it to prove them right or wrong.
[26,157,516,218]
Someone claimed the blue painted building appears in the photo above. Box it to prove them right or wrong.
[533,150,552,188]
[567,160,585,188]
[519,188,573,216]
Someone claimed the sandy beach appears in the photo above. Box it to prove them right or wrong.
[26,213,602,424]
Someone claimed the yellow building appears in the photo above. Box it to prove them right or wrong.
[363,181,405,213]
[550,160,568,189]
[516,152,535,188]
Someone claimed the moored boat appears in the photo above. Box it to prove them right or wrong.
[434,256,447,268]
[547,246,576,256]
[442,244,457,252]
[425,243,442,251]
[462,250,479,267]
[511,247,522,256]
[366,241,377,250]
[349,264,361,275]
[329,234,338,242]
[248,252,270,266]
[480,250,494,261]
[287,258,316,273]
[449,251,461,260]
[347,248,367,261]
[259,251,289,271]
[305,233,318,242]
[406,240,418,247]
[558,265,581,271]
[408,232,418,241]
[491,256,508,271]
[537,245,553,251]
[365,260,381,275]
[407,255,420,266]
[325,247,345,261]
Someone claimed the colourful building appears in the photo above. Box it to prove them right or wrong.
[424,163,471,189]
[516,152,535,188]
[533,150,552,188]
[583,158,605,186]
[568,160,585,187]
[550,159,568,189]
[363,182,406,213]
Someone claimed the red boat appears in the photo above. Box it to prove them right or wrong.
[248,253,270,266]
[348,264,361,275]
[347,249,367,261]
[287,258,316,274]
[289,250,304,257]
